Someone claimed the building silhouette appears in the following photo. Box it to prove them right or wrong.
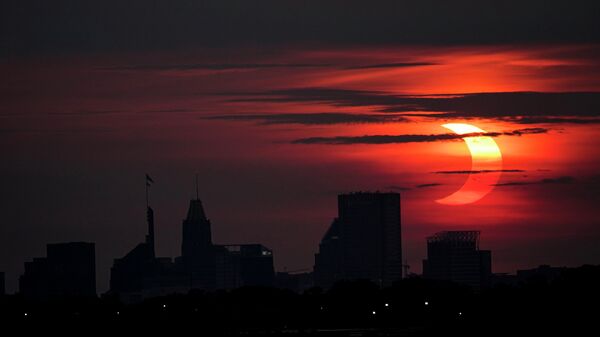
[177,199,216,289]
[517,264,567,284]
[276,271,314,293]
[314,192,402,288]
[422,231,491,289]
[110,186,274,302]
[0,272,4,296]
[109,206,181,299]
[19,242,96,299]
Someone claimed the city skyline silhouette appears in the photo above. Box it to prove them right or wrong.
[1,1,599,333]
[2,178,588,300]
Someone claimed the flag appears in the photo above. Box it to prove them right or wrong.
[146,174,154,186]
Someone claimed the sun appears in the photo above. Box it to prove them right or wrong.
[436,123,503,205]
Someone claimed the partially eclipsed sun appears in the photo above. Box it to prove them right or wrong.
[436,123,503,205]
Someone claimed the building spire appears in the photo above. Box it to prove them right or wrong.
[195,173,199,200]
[145,174,155,257]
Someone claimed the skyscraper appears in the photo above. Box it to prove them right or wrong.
[19,242,96,299]
[180,198,216,289]
[182,199,213,256]
[314,192,402,288]
[422,231,492,289]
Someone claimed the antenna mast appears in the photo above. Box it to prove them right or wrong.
[195,173,199,200]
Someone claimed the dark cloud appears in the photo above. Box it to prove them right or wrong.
[2,1,599,55]
[232,89,600,120]
[292,128,547,145]
[228,88,403,107]
[0,127,113,134]
[493,176,576,186]
[294,133,469,145]
[204,113,408,125]
[416,183,442,188]
[49,110,126,116]
[434,169,525,174]
[49,108,193,116]
[344,62,437,70]
[494,128,548,136]
[103,63,333,71]
[105,62,435,72]
[501,117,600,124]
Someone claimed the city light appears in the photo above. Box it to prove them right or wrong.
[372,311,376,315]
[24,312,28,317]
[384,303,389,307]
[425,301,429,306]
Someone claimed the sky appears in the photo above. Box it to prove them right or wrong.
[1,1,600,293]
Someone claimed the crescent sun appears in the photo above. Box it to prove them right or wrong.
[436,123,503,205]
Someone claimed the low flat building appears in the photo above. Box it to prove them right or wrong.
[19,242,96,299]
[423,231,491,290]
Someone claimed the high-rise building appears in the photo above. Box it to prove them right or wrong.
[19,242,96,299]
[180,199,215,289]
[314,192,402,288]
[422,231,491,289]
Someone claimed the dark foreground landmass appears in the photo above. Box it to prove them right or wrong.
[1,265,599,335]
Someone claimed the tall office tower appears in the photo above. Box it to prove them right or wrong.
[181,199,213,258]
[20,242,96,299]
[422,231,492,289]
[180,198,216,289]
[314,192,402,288]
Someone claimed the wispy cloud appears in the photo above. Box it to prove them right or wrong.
[493,176,575,186]
[344,62,437,70]
[501,116,600,124]
[204,113,408,125]
[228,88,600,122]
[103,63,333,71]
[292,128,547,145]
[107,62,437,72]
[416,183,443,188]
[434,169,525,174]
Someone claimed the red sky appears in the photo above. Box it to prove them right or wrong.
[1,44,600,292]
